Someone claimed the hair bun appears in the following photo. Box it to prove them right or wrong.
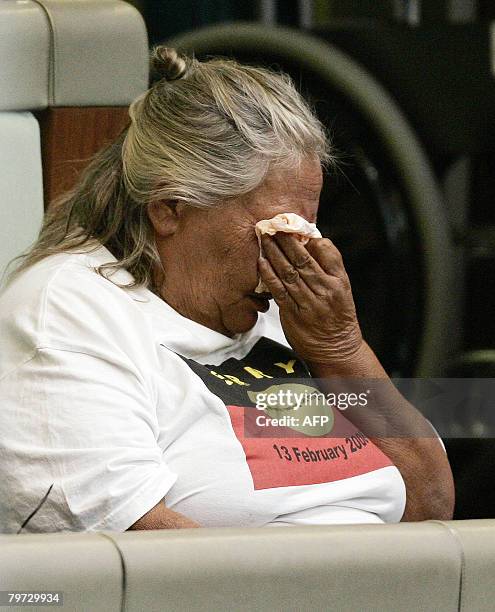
[150,46,189,82]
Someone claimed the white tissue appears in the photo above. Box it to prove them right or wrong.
[254,212,322,293]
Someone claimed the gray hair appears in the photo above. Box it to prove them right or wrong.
[7,46,333,289]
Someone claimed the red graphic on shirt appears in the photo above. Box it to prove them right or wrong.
[226,405,393,490]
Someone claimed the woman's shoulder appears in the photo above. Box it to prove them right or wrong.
[0,244,137,314]
[0,245,152,373]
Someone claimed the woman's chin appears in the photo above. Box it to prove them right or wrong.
[223,305,260,335]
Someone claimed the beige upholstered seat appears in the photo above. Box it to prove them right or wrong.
[1,521,495,611]
[0,112,44,285]
[0,1,48,283]
[0,533,122,612]
[0,0,147,282]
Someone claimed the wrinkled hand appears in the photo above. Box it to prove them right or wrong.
[258,233,364,367]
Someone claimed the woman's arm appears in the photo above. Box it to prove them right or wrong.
[258,233,454,521]
[127,501,201,530]
[307,342,454,521]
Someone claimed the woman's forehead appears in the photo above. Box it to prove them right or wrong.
[248,163,322,220]
[264,159,323,191]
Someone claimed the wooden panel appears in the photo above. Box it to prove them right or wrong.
[36,107,130,208]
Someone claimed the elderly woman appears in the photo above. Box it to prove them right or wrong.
[0,47,453,533]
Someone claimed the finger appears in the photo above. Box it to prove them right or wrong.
[260,235,314,303]
[306,237,347,278]
[257,255,294,306]
[273,233,329,292]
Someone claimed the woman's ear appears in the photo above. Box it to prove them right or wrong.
[147,200,182,237]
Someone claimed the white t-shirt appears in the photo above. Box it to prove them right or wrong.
[0,245,406,533]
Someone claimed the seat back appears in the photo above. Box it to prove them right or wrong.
[0,0,148,282]
[0,0,49,283]
[0,113,44,285]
